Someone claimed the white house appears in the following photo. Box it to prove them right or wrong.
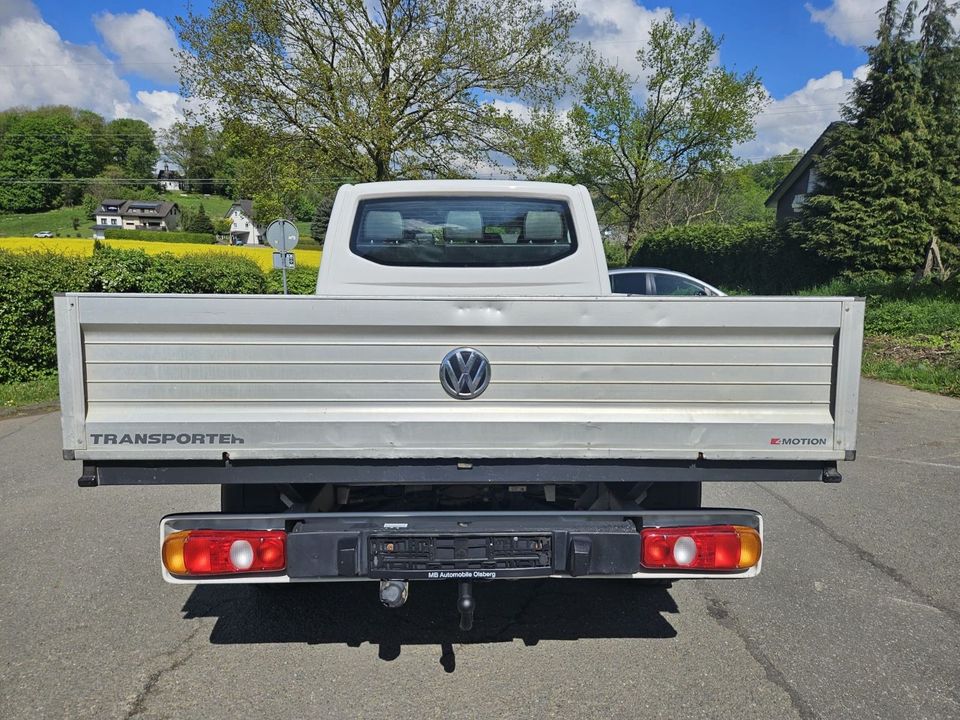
[92,199,181,238]
[157,164,183,192]
[225,200,263,245]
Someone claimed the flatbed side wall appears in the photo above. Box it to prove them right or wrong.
[56,294,864,462]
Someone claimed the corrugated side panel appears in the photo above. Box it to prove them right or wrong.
[68,294,854,461]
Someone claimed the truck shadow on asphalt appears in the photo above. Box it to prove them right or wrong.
[181,580,678,671]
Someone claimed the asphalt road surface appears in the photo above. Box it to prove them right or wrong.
[1,379,958,719]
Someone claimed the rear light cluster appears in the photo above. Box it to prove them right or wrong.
[162,530,286,576]
[641,525,761,571]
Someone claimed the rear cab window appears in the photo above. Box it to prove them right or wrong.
[350,196,577,266]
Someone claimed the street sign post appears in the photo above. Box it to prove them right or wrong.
[265,219,300,294]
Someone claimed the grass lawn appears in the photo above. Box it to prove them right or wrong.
[0,375,60,411]
[166,192,234,217]
[798,278,960,398]
[861,333,960,397]
[0,206,93,238]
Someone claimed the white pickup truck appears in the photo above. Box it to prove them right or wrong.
[55,180,864,629]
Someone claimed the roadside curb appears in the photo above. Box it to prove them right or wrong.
[0,401,60,419]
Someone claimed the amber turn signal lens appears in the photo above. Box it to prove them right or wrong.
[162,530,190,575]
[734,525,762,569]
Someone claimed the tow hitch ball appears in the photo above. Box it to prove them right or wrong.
[457,581,475,631]
[379,579,476,631]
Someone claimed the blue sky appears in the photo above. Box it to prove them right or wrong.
[3,1,895,159]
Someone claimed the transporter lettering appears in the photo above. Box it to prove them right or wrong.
[89,433,246,445]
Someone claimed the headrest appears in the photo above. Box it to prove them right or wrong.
[363,210,403,243]
[524,211,563,243]
[444,211,483,242]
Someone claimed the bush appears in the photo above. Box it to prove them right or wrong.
[103,228,215,244]
[172,253,267,294]
[0,246,269,381]
[603,241,627,269]
[182,204,215,234]
[629,221,831,293]
[265,266,318,295]
[0,251,90,382]
[88,244,266,295]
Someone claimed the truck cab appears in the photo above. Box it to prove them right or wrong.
[316,180,611,296]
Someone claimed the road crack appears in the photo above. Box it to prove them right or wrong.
[704,596,816,720]
[756,483,960,626]
[123,624,203,719]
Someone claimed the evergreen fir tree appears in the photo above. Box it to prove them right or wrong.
[916,0,960,277]
[310,195,335,245]
[797,1,934,274]
[184,203,215,234]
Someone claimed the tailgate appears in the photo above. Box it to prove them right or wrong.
[55,293,864,462]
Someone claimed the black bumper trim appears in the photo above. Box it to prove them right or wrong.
[286,516,641,580]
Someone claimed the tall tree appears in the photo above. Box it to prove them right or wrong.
[176,0,576,181]
[158,121,222,194]
[916,0,960,277]
[0,106,105,212]
[105,119,158,182]
[310,195,335,244]
[797,0,959,277]
[519,14,765,250]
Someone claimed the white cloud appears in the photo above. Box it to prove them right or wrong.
[0,11,129,118]
[737,65,868,159]
[0,0,39,25]
[572,1,676,78]
[806,0,886,46]
[0,1,185,129]
[807,0,960,47]
[93,9,179,85]
[491,99,534,122]
[114,90,186,129]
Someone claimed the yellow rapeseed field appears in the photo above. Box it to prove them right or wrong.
[0,237,322,271]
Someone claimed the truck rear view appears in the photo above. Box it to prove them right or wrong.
[55,180,864,628]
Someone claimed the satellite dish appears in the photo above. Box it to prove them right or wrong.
[265,219,299,251]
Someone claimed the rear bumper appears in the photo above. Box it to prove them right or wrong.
[160,510,763,583]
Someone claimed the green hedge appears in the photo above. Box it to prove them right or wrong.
[629,221,831,294]
[0,246,273,382]
[103,228,216,244]
[0,251,90,382]
[265,266,319,295]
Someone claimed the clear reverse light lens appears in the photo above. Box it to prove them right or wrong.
[672,536,697,566]
[229,539,255,570]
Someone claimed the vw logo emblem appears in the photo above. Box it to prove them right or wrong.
[439,348,491,399]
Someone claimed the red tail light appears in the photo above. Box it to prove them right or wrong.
[163,530,286,576]
[641,525,761,571]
